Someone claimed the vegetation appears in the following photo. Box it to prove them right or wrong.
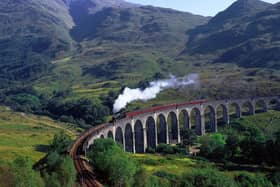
[131,111,280,187]
[0,106,78,163]
[197,111,280,166]
[41,132,76,187]
[88,139,137,186]
[0,131,76,187]
[10,156,44,187]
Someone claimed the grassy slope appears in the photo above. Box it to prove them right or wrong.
[34,55,280,114]
[0,106,80,163]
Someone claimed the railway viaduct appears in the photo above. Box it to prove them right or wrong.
[83,96,280,154]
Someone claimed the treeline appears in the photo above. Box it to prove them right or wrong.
[198,122,280,166]
[1,86,111,129]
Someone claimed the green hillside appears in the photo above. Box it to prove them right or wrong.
[0,106,80,163]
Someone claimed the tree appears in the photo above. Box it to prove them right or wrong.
[180,129,197,147]
[56,156,76,187]
[49,131,72,154]
[11,156,44,187]
[44,155,76,187]
[199,133,226,159]
[46,151,61,170]
[225,130,241,160]
[138,80,150,90]
[88,139,137,187]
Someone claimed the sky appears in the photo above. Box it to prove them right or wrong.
[125,0,280,16]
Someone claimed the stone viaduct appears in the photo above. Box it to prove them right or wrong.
[83,96,280,153]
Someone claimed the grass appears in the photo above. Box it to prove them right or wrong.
[0,106,80,164]
[132,153,257,180]
[132,154,196,176]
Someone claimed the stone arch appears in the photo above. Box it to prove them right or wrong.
[204,105,217,133]
[115,127,124,145]
[146,117,156,150]
[107,131,114,139]
[125,123,134,153]
[157,114,167,144]
[242,101,254,116]
[100,134,104,139]
[229,103,241,119]
[255,100,267,113]
[134,120,144,153]
[167,111,179,144]
[216,104,228,125]
[179,109,190,130]
[269,99,280,110]
[190,108,203,135]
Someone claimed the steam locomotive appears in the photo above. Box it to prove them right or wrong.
[112,110,127,121]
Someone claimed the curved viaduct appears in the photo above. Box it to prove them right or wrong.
[83,96,280,154]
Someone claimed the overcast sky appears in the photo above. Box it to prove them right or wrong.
[125,0,280,16]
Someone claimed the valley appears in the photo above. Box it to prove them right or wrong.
[0,0,280,186]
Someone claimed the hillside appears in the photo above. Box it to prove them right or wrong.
[0,106,80,163]
[0,0,74,83]
[0,0,209,91]
[0,0,280,124]
[184,0,280,69]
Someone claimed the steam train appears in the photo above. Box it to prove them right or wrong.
[112,110,127,121]
[112,99,207,121]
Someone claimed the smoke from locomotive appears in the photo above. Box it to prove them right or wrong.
[113,74,200,113]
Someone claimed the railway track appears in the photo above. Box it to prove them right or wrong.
[69,125,107,187]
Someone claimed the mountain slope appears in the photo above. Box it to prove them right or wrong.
[0,0,209,84]
[69,0,208,53]
[64,0,209,81]
[184,0,280,69]
[0,0,73,82]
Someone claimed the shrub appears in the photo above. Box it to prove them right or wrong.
[234,173,273,187]
[141,159,158,166]
[156,144,174,154]
[269,172,280,185]
[154,170,177,182]
[147,176,171,187]
[146,147,156,154]
[181,168,236,187]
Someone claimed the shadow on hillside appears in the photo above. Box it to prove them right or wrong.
[34,144,49,153]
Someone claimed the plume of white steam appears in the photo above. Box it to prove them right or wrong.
[113,74,199,113]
